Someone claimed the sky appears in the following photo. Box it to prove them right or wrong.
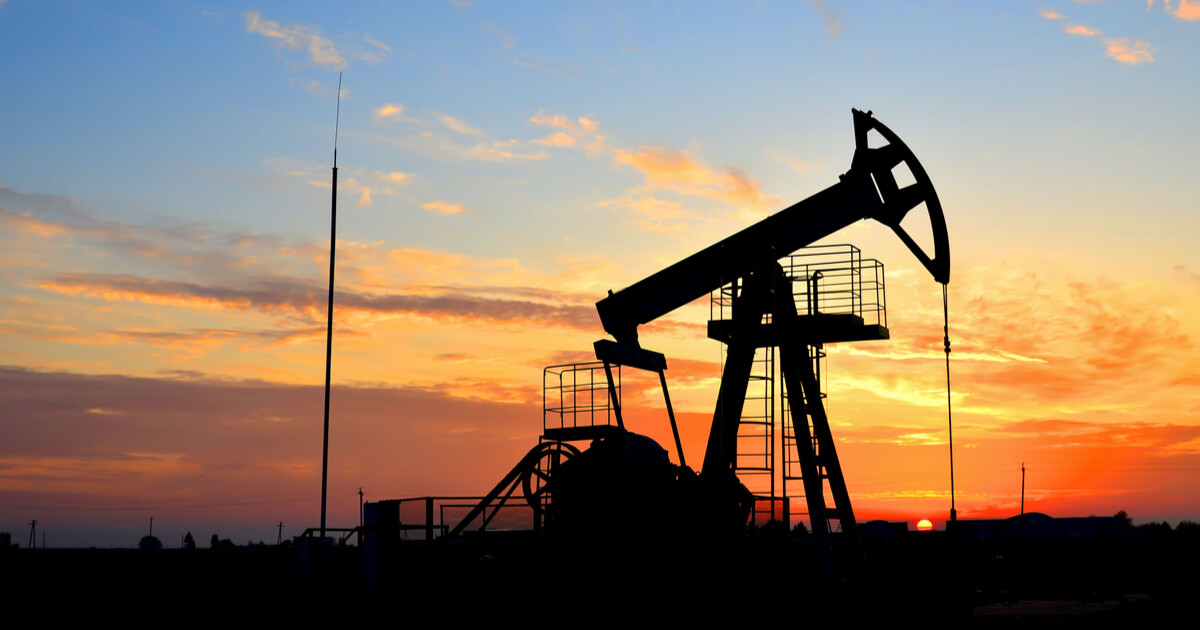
[2,0,1199,548]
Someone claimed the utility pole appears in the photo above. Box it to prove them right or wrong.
[149,516,154,537]
[277,522,284,546]
[28,520,37,549]
[359,487,364,529]
[1020,463,1026,516]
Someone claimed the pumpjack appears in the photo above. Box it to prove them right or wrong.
[447,109,950,579]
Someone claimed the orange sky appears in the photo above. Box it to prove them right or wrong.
[3,2,1200,547]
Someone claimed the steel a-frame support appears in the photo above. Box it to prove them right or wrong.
[778,339,864,580]
[700,263,863,581]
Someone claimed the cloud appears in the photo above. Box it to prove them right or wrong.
[397,132,551,162]
[511,58,579,80]
[1104,38,1156,65]
[377,171,415,186]
[364,35,390,52]
[293,78,348,99]
[1064,24,1102,36]
[243,11,345,70]
[809,0,842,37]
[1040,9,1065,19]
[1,185,276,272]
[39,273,600,331]
[373,103,418,123]
[105,326,342,360]
[767,150,822,175]
[482,24,514,49]
[612,146,780,210]
[430,111,482,136]
[360,34,391,65]
[589,195,689,233]
[529,110,605,153]
[0,366,548,545]
[831,266,1200,426]
[1176,0,1200,20]
[307,175,374,208]
[0,185,86,221]
[421,200,471,215]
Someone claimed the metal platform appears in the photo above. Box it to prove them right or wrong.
[708,312,888,346]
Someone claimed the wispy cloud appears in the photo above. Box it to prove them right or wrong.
[1105,38,1156,65]
[589,196,689,233]
[512,58,579,80]
[810,0,843,37]
[1064,24,1102,36]
[421,200,472,215]
[0,366,546,537]
[482,24,514,49]
[397,131,551,162]
[1176,0,1200,20]
[429,111,482,136]
[767,149,822,175]
[361,34,391,65]
[292,78,348,99]
[40,272,599,331]
[529,110,605,154]
[243,10,345,70]
[1040,8,1065,19]
[306,174,373,207]
[377,171,415,186]
[373,103,418,123]
[612,146,780,210]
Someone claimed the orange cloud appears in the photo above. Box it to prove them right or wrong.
[39,273,600,331]
[103,326,353,360]
[530,110,604,153]
[1174,0,1200,20]
[430,111,481,136]
[1104,38,1156,65]
[1040,9,1065,19]
[377,171,415,185]
[589,195,689,233]
[243,11,345,70]
[404,132,551,162]
[374,103,418,124]
[1064,24,1102,36]
[421,200,471,215]
[613,147,780,210]
[0,210,70,237]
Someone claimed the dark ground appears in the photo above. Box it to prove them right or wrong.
[3,531,1198,627]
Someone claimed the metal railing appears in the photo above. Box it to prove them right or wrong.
[710,243,886,327]
[543,361,619,435]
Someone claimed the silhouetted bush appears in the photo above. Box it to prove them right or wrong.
[138,535,162,550]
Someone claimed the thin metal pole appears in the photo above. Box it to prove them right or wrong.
[320,72,342,541]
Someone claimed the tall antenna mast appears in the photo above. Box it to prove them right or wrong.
[320,72,342,542]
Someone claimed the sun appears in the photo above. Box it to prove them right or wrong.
[917,519,933,532]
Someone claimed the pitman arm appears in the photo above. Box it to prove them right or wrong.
[595,109,950,346]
